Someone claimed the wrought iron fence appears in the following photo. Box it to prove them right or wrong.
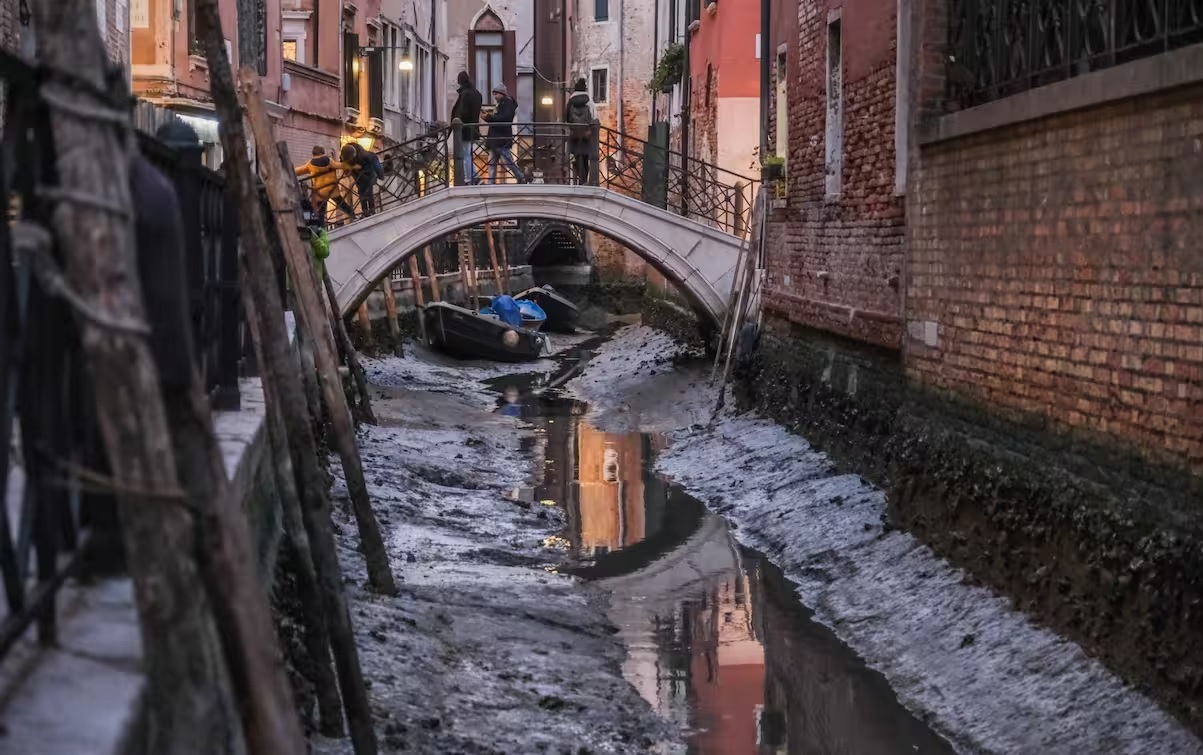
[0,50,124,661]
[946,0,1203,110]
[138,133,244,411]
[298,121,758,237]
[0,48,250,663]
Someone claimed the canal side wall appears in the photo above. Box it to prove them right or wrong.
[733,314,1203,738]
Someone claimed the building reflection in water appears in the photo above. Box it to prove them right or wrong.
[514,391,953,755]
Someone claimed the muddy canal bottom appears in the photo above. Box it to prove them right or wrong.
[486,366,955,755]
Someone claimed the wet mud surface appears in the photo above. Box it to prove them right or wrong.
[568,327,1203,755]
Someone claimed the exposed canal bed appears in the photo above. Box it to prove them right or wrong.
[308,324,1203,754]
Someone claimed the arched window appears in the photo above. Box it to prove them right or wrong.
[469,10,515,98]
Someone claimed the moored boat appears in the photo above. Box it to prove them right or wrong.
[423,302,548,362]
[514,285,579,333]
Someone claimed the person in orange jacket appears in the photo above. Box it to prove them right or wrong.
[295,145,356,226]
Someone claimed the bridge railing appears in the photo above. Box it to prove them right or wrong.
[298,121,757,237]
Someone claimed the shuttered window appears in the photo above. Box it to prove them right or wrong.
[343,32,360,109]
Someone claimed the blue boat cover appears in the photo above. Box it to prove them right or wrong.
[517,299,547,322]
[489,295,523,328]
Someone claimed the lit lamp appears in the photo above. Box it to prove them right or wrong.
[540,95,554,106]
[399,55,414,72]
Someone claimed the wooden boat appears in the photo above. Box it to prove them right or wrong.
[422,302,548,362]
[515,285,579,333]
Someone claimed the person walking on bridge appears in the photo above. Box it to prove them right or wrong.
[295,145,356,226]
[565,78,595,185]
[483,84,526,184]
[451,71,483,185]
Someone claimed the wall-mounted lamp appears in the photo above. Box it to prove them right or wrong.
[540,95,554,106]
[399,54,414,72]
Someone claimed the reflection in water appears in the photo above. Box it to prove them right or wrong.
[494,380,954,755]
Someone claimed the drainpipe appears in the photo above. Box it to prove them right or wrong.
[314,0,320,69]
[678,25,690,216]
[429,0,438,122]
[651,0,659,122]
[617,0,625,151]
[759,0,770,155]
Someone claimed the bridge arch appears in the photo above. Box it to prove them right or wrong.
[325,185,742,324]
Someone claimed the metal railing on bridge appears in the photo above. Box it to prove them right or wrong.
[297,121,758,237]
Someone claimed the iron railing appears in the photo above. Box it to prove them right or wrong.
[298,121,758,237]
[0,47,250,663]
[946,0,1203,110]
[0,50,122,661]
[138,133,244,411]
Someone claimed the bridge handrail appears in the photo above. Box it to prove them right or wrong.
[296,121,757,236]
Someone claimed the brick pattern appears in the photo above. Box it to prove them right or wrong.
[763,0,904,349]
[908,89,1203,473]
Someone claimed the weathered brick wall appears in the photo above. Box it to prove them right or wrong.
[763,0,904,350]
[908,88,1203,475]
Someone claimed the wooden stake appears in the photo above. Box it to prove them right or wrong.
[485,222,505,295]
[379,279,403,357]
[356,301,374,351]
[407,255,427,343]
[239,70,395,596]
[196,28,380,754]
[498,229,511,292]
[33,0,304,752]
[423,246,442,302]
[324,274,377,426]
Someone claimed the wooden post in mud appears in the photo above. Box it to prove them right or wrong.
[200,48,381,754]
[485,222,505,295]
[379,278,404,356]
[324,275,377,425]
[239,69,395,596]
[498,231,511,292]
[356,301,374,351]
[407,255,428,342]
[237,267,379,755]
[423,246,442,301]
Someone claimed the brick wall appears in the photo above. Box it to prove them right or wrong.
[763,0,904,350]
[907,88,1203,475]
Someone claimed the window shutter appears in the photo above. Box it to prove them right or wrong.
[344,32,360,109]
[367,48,384,118]
[502,31,517,101]
[467,33,477,88]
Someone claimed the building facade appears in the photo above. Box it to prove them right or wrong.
[761,0,905,349]
[445,0,534,123]
[376,0,450,143]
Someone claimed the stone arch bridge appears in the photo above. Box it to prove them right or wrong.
[312,122,757,325]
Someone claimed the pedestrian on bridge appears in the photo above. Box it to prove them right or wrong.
[451,71,483,185]
[483,83,526,184]
[295,145,356,226]
[565,78,595,185]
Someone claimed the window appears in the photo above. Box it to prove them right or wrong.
[238,0,268,76]
[469,12,514,103]
[775,49,787,159]
[595,0,609,22]
[381,22,403,110]
[473,32,503,95]
[282,11,310,65]
[344,31,360,109]
[894,0,910,195]
[187,0,202,54]
[705,63,712,106]
[825,18,842,196]
[591,67,608,104]
[419,47,432,121]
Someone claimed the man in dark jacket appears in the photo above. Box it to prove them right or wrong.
[450,71,483,184]
[483,83,525,184]
[565,78,595,185]
[341,143,384,216]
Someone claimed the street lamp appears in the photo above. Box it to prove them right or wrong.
[399,51,414,72]
[540,95,554,106]
[361,44,414,72]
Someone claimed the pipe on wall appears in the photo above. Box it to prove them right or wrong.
[759,0,770,155]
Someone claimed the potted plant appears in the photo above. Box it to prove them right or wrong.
[761,155,785,181]
[647,42,685,94]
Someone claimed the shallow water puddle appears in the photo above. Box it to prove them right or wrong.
[486,365,955,755]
